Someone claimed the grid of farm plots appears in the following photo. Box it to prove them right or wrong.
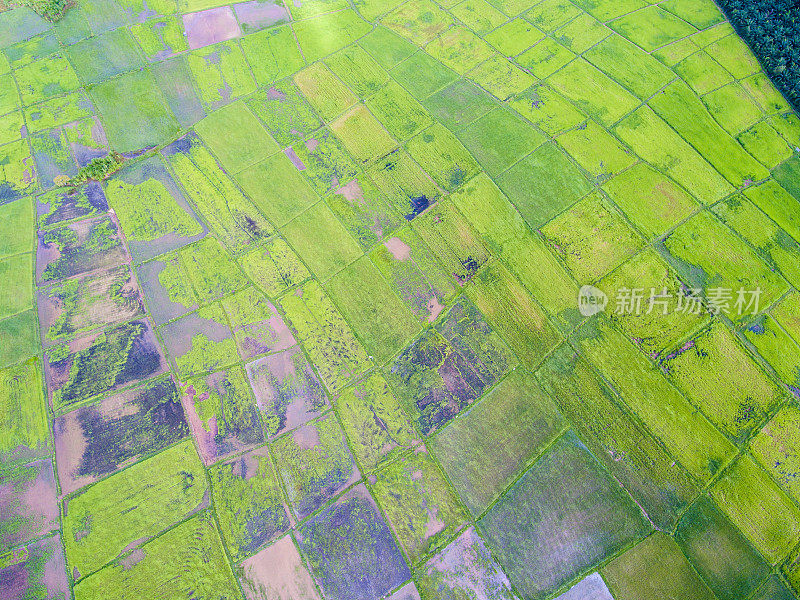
[1,0,800,598]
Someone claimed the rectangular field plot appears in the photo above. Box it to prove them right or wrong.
[367,149,441,220]
[54,377,188,495]
[37,265,144,345]
[30,127,78,189]
[163,133,273,252]
[160,304,239,379]
[180,236,248,303]
[279,280,372,393]
[330,105,397,165]
[239,535,323,600]
[380,0,452,45]
[152,56,207,128]
[750,404,800,505]
[106,155,206,263]
[72,512,240,600]
[405,123,479,191]
[186,40,256,110]
[390,50,458,100]
[238,237,311,299]
[293,9,372,63]
[0,357,49,464]
[325,44,389,99]
[221,286,296,359]
[66,28,145,85]
[289,129,360,196]
[431,369,567,517]
[537,344,700,531]
[0,458,58,549]
[0,197,35,258]
[240,24,303,87]
[246,345,328,438]
[246,81,322,148]
[422,79,496,131]
[0,309,39,368]
[181,367,265,464]
[371,449,468,564]
[0,138,37,203]
[327,174,403,250]
[209,447,291,561]
[478,432,651,599]
[0,534,70,600]
[0,252,33,319]
[416,527,516,600]
[425,27,493,75]
[387,297,516,435]
[508,83,585,137]
[135,252,197,325]
[63,440,208,579]
[296,485,410,600]
[46,319,167,413]
[335,372,419,472]
[555,120,636,182]
[271,413,360,520]
[609,5,696,52]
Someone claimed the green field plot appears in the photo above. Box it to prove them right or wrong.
[280,280,372,392]
[367,80,433,142]
[294,10,372,63]
[359,26,417,70]
[0,358,48,463]
[540,192,644,283]
[181,366,265,464]
[0,253,33,319]
[411,199,489,284]
[479,432,651,599]
[0,459,58,549]
[0,138,37,203]
[416,527,516,600]
[53,377,189,494]
[537,344,699,531]
[431,368,567,517]
[467,54,536,101]
[371,449,468,564]
[406,123,479,191]
[246,345,327,438]
[751,404,800,505]
[37,265,144,343]
[30,127,77,190]
[239,237,311,299]
[661,321,785,444]
[422,79,495,131]
[209,447,290,560]
[325,174,401,250]
[180,236,248,302]
[0,110,24,144]
[583,34,675,100]
[741,73,792,115]
[598,248,709,357]
[771,112,800,147]
[160,303,239,378]
[574,318,735,482]
[326,44,389,99]
[553,12,610,53]
[72,512,240,600]
[673,50,734,96]
[601,533,716,600]
[0,310,39,368]
[368,149,441,220]
[753,576,797,600]
[131,16,187,62]
[496,142,592,228]
[326,255,420,362]
[649,81,770,186]
[0,73,21,117]
[5,33,60,70]
[713,195,800,288]
[380,0,453,45]
[609,5,696,52]
[675,495,770,600]
[466,261,560,367]
[556,120,635,182]
[0,7,51,47]
[743,313,800,391]
[240,24,304,87]
[701,82,762,136]
[150,55,207,128]
[246,81,323,148]
[450,0,506,36]
[90,69,180,153]
[613,106,733,204]
[47,319,166,412]
[425,26,494,75]
[221,286,295,359]
[369,226,455,321]
[661,211,790,318]
[0,198,34,257]
[525,0,581,32]
[67,28,144,85]
[508,83,586,136]
[652,36,699,66]
[236,152,319,227]
[547,58,640,127]
[282,201,362,281]
[187,40,256,110]
[290,129,359,196]
[63,440,207,578]
[744,179,800,244]
[660,0,724,29]
[272,412,360,519]
[36,216,126,284]
[707,33,761,80]
[771,291,800,344]
[15,54,80,106]
[194,100,280,174]
[516,37,575,80]
[294,62,357,123]
[774,154,800,203]
[335,372,419,472]
[484,17,543,56]
[711,454,800,565]
[136,252,198,325]
[739,120,795,168]
[456,106,545,179]
[390,51,458,99]
[387,296,516,435]
[64,117,110,168]
[331,105,397,165]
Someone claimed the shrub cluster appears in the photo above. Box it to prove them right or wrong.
[716,0,800,111]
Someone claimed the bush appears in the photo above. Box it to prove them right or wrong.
[67,152,125,186]
[716,0,800,111]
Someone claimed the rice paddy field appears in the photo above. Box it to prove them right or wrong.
[0,0,799,598]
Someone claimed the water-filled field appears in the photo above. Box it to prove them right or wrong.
[1,0,800,598]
